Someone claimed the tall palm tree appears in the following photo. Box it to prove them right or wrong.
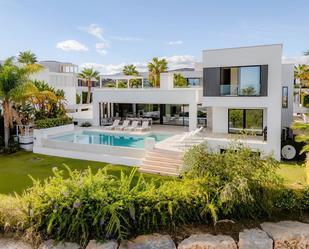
[18,51,37,65]
[123,64,140,88]
[123,64,138,76]
[0,55,42,148]
[294,64,309,107]
[147,57,168,87]
[78,68,100,104]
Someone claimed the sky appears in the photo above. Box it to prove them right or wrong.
[0,0,309,74]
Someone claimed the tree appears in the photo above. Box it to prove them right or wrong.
[304,51,309,56]
[18,51,38,65]
[294,64,309,87]
[78,68,100,104]
[147,57,168,87]
[123,64,141,88]
[0,56,42,148]
[123,64,138,76]
[173,73,188,88]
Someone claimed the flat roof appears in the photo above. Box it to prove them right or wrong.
[203,43,283,52]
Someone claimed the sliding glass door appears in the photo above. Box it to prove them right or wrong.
[228,109,263,135]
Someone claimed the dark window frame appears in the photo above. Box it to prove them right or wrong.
[228,109,264,136]
[282,86,288,108]
[219,65,262,96]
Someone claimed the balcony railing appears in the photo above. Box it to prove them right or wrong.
[220,84,261,96]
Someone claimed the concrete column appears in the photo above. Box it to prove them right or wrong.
[107,102,111,117]
[99,76,102,88]
[92,101,100,126]
[189,104,197,131]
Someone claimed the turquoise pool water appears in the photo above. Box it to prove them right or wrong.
[51,131,170,148]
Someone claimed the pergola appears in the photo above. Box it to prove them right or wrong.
[100,75,145,88]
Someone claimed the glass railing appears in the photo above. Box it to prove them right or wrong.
[220,84,261,96]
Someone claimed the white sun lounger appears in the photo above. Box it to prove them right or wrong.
[136,121,151,132]
[105,119,120,130]
[115,120,130,130]
[124,120,139,131]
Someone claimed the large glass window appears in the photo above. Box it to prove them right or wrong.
[239,66,261,95]
[228,109,263,135]
[220,66,261,96]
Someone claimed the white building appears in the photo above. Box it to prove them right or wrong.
[90,44,294,160]
[31,61,78,106]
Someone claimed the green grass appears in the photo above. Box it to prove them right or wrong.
[277,162,307,188]
[0,151,167,194]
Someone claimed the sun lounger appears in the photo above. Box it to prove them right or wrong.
[124,120,139,131]
[104,119,120,130]
[136,121,151,132]
[115,120,130,130]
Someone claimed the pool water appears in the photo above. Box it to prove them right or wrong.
[50,131,170,148]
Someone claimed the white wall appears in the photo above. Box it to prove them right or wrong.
[31,70,77,106]
[202,44,283,160]
[281,64,294,128]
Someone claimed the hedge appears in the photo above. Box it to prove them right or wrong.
[34,116,73,129]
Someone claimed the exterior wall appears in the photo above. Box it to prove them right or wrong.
[202,44,283,160]
[31,70,77,106]
[92,88,202,131]
[281,64,294,128]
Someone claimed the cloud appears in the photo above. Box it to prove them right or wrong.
[96,41,110,55]
[167,40,183,45]
[56,40,88,52]
[79,24,104,40]
[110,36,143,42]
[79,55,196,75]
[282,55,309,65]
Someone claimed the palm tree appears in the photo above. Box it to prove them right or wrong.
[18,51,37,65]
[123,64,138,76]
[0,55,42,148]
[78,68,100,104]
[147,57,168,87]
[294,64,309,107]
[123,64,140,88]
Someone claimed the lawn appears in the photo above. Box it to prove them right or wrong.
[0,152,307,194]
[277,161,307,188]
[0,151,166,194]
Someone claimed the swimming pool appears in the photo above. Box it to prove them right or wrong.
[50,131,170,148]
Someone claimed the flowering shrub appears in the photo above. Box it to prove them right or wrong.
[34,116,72,129]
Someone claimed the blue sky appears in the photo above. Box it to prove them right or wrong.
[1,0,308,74]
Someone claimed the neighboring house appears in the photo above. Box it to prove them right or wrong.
[31,61,78,106]
[91,44,294,160]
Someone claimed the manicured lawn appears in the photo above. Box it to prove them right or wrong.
[277,162,307,187]
[0,151,166,194]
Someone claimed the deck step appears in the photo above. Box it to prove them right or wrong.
[139,148,183,176]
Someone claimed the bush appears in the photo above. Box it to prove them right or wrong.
[80,121,92,127]
[182,143,281,217]
[34,116,73,129]
[23,167,217,246]
[0,194,27,233]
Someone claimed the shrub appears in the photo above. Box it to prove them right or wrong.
[23,167,217,246]
[182,143,281,218]
[80,121,92,127]
[34,116,73,129]
[0,194,27,233]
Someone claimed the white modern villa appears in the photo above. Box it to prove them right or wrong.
[31,44,295,175]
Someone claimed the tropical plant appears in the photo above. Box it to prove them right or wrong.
[291,120,309,184]
[173,73,188,88]
[78,68,100,104]
[123,64,138,76]
[17,51,37,65]
[0,56,42,148]
[147,57,168,87]
[123,64,141,88]
[294,64,309,88]
[182,143,281,216]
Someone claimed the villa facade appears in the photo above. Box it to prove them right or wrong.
[91,44,294,160]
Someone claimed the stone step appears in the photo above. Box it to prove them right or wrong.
[139,168,179,177]
[140,163,179,174]
[144,155,183,164]
[142,159,182,168]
